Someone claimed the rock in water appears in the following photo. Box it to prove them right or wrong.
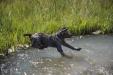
[8,46,15,53]
[92,30,102,35]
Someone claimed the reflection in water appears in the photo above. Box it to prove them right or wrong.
[0,35,113,75]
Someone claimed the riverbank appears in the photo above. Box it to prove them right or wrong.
[0,0,113,54]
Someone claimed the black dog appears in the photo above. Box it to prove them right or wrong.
[24,27,81,58]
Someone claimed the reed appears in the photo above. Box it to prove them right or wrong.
[0,0,113,53]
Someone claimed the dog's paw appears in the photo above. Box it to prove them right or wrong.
[64,55,73,59]
[62,54,73,58]
[76,48,82,51]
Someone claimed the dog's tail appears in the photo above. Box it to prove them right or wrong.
[24,33,32,38]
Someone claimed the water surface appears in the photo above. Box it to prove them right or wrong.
[0,35,113,75]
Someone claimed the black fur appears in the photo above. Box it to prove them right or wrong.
[24,27,82,58]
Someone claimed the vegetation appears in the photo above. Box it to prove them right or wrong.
[0,0,113,53]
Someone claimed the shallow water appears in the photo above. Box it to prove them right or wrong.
[0,35,113,75]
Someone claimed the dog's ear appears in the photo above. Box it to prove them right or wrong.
[60,27,68,32]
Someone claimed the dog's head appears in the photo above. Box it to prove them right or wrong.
[57,27,72,39]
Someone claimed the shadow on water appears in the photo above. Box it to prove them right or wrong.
[0,35,113,75]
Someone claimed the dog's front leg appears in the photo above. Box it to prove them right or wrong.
[62,41,81,51]
[56,43,72,58]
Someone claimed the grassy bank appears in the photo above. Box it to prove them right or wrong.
[0,0,113,54]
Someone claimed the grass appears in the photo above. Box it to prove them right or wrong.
[0,0,113,54]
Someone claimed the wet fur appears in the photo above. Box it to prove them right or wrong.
[24,27,81,58]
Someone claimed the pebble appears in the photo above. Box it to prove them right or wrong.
[8,46,15,53]
[92,30,102,35]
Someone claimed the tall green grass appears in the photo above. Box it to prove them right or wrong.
[0,0,113,54]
